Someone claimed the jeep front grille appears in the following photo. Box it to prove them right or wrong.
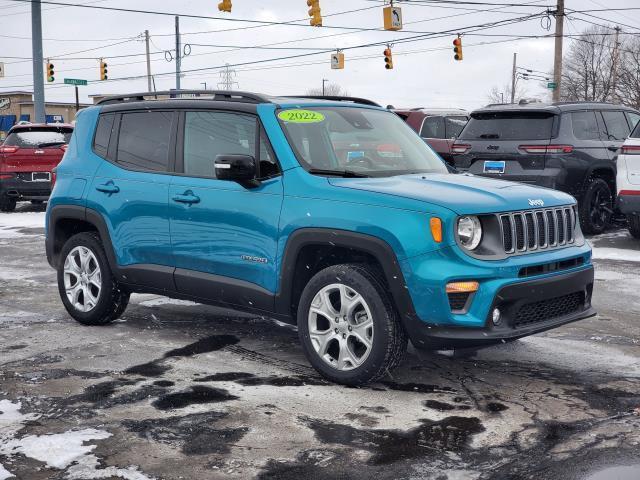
[499,207,575,255]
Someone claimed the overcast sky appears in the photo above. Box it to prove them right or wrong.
[0,0,637,111]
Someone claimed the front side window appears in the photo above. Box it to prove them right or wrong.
[625,112,640,137]
[420,116,446,139]
[116,111,173,172]
[601,111,631,140]
[570,111,600,140]
[4,126,72,148]
[278,107,448,177]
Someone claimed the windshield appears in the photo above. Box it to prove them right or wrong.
[459,111,555,141]
[4,127,73,148]
[277,106,448,177]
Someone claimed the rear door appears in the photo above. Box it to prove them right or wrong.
[454,110,556,180]
[86,110,175,289]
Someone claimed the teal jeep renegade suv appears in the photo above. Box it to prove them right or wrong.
[45,91,595,385]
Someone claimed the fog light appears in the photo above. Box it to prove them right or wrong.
[492,308,501,325]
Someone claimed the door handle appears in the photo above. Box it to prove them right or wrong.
[95,182,120,194]
[607,145,619,152]
[172,190,200,204]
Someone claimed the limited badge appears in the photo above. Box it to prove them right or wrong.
[277,109,325,123]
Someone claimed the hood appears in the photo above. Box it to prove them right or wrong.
[328,173,574,214]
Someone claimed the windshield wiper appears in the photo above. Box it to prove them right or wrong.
[308,168,370,178]
[478,133,500,139]
[37,141,66,148]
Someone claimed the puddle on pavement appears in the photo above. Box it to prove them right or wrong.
[163,334,239,358]
[424,400,471,411]
[585,465,640,480]
[194,372,255,382]
[380,381,457,394]
[193,371,326,387]
[305,415,484,465]
[124,360,171,377]
[152,385,239,410]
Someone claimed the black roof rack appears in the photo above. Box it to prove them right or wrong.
[281,95,381,107]
[96,90,271,105]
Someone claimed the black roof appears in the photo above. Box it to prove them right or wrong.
[474,100,639,115]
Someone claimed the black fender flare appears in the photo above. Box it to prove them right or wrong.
[274,228,417,322]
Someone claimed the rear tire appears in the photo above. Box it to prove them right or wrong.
[57,232,129,325]
[297,263,407,385]
[0,195,17,212]
[627,214,640,239]
[579,178,613,234]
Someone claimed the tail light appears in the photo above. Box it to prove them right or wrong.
[451,143,471,154]
[0,174,14,180]
[621,145,640,155]
[0,146,19,154]
[60,144,68,152]
[518,145,573,154]
[619,190,640,196]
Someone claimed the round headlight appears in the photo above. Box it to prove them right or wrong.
[457,216,482,250]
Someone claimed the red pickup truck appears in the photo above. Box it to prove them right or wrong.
[393,108,468,165]
[0,123,73,212]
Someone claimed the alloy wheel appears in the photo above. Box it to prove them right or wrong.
[63,246,102,312]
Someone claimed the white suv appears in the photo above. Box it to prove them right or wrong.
[617,124,640,238]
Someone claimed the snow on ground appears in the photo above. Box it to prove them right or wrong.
[0,400,154,479]
[138,297,199,307]
[591,247,640,262]
[0,212,46,239]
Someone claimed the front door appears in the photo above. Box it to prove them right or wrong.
[169,110,283,311]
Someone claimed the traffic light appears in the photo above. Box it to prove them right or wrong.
[453,35,463,61]
[100,59,108,80]
[46,61,55,83]
[384,47,393,70]
[307,0,322,27]
[218,0,231,12]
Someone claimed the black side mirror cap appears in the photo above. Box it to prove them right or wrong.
[214,154,260,188]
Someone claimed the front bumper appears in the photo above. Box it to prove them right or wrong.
[0,174,51,201]
[617,193,640,214]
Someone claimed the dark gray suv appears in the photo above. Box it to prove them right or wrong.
[451,101,640,234]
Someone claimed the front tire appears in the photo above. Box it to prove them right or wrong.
[0,195,17,212]
[57,232,129,325]
[297,264,407,385]
[628,214,640,239]
[579,177,613,234]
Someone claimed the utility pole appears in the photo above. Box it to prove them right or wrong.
[175,16,181,90]
[611,26,621,104]
[511,52,517,103]
[31,0,46,123]
[552,0,564,102]
[145,30,152,92]
[74,85,79,112]
[322,78,328,96]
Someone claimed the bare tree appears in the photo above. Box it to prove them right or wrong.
[306,83,349,96]
[617,36,640,109]
[561,25,617,102]
[486,82,527,104]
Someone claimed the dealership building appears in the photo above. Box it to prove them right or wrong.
[0,91,90,139]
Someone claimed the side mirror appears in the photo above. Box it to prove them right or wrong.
[214,154,259,188]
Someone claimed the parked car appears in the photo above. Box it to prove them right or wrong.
[0,122,73,212]
[451,102,640,234]
[616,121,640,238]
[393,108,468,164]
[46,91,595,385]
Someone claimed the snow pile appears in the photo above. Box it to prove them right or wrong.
[0,400,154,479]
[591,247,640,263]
[0,212,46,239]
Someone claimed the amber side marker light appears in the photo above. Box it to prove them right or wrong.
[430,217,443,243]
[446,281,479,294]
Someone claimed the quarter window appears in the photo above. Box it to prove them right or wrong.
[116,111,173,172]
[601,111,631,140]
[93,113,115,158]
[183,111,257,178]
[570,111,600,140]
[625,112,640,135]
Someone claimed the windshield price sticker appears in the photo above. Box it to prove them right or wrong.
[278,110,325,123]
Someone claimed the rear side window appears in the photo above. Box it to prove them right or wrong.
[625,112,640,137]
[116,111,173,172]
[459,112,555,140]
[420,116,445,138]
[93,113,115,158]
[445,116,468,138]
[601,111,631,140]
[4,127,72,147]
[570,111,600,140]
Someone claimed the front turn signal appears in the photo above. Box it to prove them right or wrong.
[430,217,442,243]
[446,281,479,293]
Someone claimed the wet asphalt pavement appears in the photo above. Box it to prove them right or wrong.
[0,203,639,480]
